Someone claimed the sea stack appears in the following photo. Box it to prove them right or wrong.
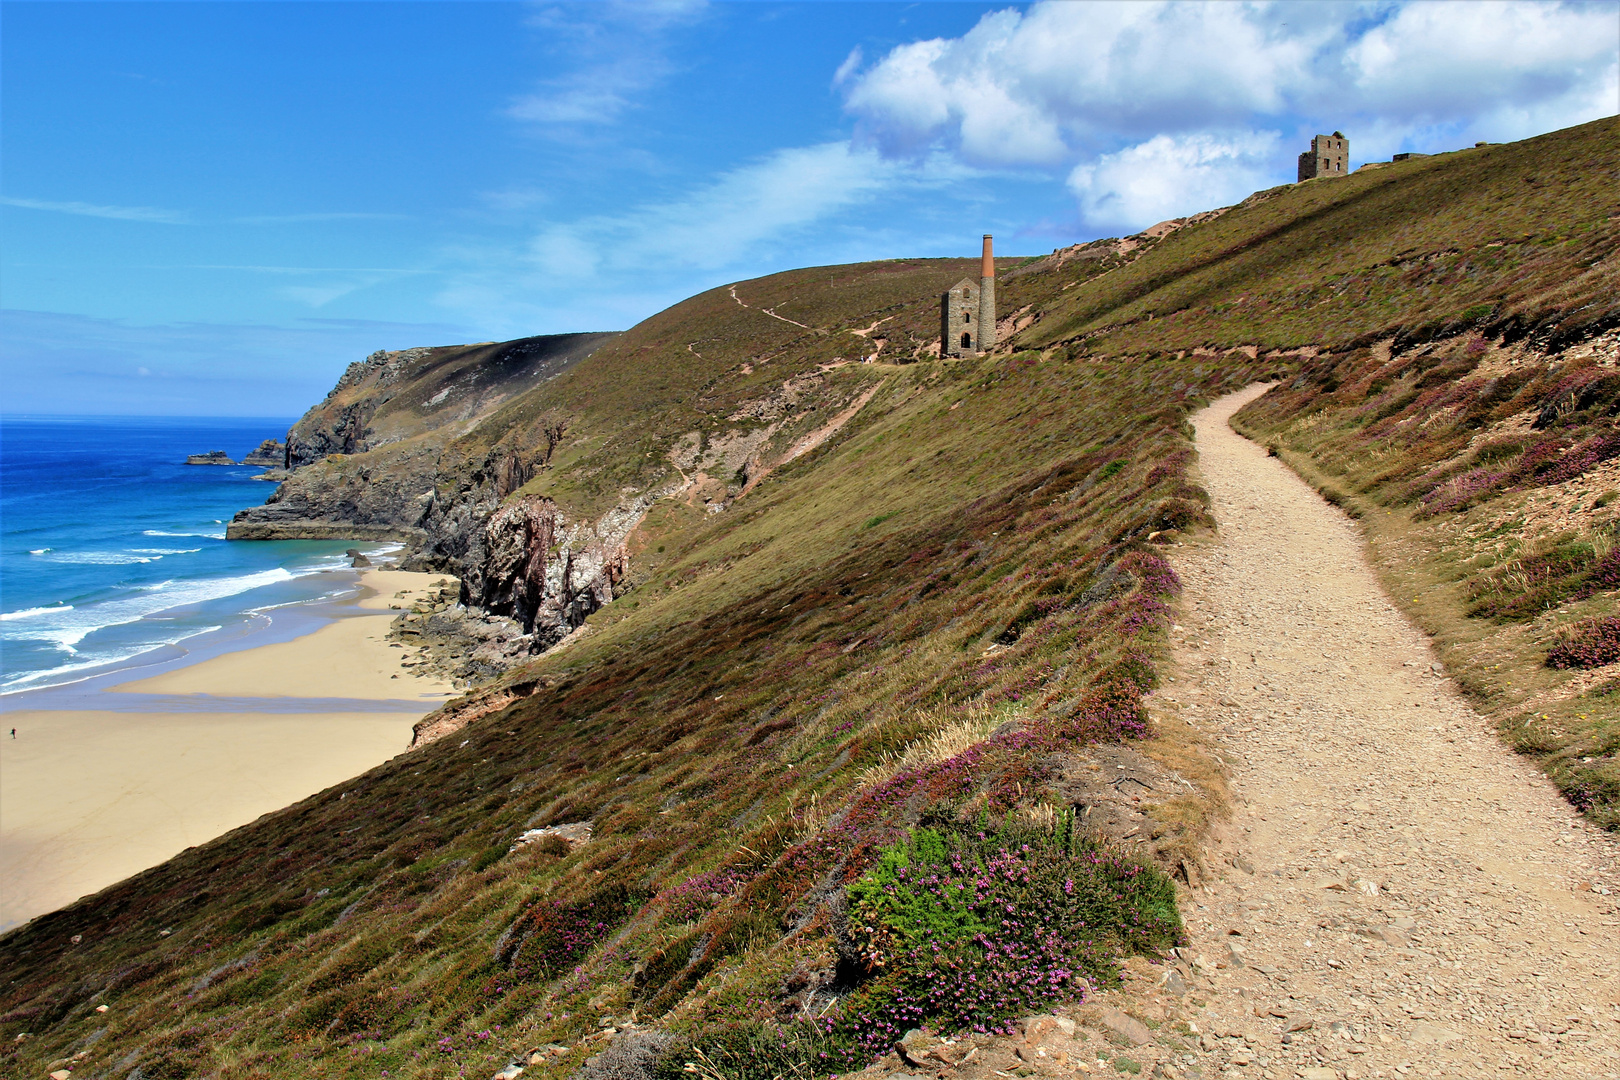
[241,439,287,468]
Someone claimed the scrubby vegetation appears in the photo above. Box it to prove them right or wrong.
[837,809,1179,1046]
[1547,617,1620,670]
[3,116,1616,1079]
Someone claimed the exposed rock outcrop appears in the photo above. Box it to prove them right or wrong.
[241,439,286,467]
[186,450,236,465]
[457,494,632,647]
[228,333,608,544]
[227,333,646,674]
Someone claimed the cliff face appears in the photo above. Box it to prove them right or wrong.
[456,493,632,645]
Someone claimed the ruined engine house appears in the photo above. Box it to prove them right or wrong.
[942,234,996,357]
[1298,131,1350,181]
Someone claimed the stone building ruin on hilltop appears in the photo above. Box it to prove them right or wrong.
[1298,130,1349,181]
[942,234,997,357]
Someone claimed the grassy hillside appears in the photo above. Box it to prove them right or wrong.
[3,117,1616,1080]
[1016,117,1618,356]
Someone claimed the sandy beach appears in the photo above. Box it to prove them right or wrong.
[0,569,459,930]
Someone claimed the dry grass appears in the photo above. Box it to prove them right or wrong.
[851,702,1011,790]
[1016,116,1619,357]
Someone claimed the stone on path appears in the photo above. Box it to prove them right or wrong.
[1096,1006,1153,1046]
[1405,1022,1464,1045]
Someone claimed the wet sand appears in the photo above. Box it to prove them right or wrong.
[0,569,458,930]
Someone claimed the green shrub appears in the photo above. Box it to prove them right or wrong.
[837,809,1179,1055]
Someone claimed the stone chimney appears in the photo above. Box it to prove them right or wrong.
[978,234,996,351]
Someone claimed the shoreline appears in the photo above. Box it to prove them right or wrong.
[0,567,461,931]
[114,568,457,702]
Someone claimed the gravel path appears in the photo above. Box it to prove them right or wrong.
[1157,385,1620,1078]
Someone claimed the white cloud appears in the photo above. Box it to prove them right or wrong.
[432,141,981,336]
[278,282,371,308]
[1,196,189,224]
[508,0,708,125]
[843,0,1619,229]
[833,45,864,88]
[845,2,1321,166]
[231,212,409,225]
[1,199,418,228]
[526,141,909,278]
[1069,131,1283,230]
[1347,1,1620,139]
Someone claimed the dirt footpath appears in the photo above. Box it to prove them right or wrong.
[1153,385,1620,1078]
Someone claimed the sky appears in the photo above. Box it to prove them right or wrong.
[2,0,1616,415]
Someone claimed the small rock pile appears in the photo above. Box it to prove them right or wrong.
[838,984,1208,1080]
[388,580,538,687]
[509,821,592,854]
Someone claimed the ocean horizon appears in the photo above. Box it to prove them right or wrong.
[0,416,399,695]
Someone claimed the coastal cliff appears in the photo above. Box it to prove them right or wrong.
[4,117,1618,1080]
[226,264,998,665]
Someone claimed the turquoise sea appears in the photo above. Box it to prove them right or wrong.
[0,417,396,696]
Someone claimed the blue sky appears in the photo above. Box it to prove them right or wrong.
[3,1,1616,415]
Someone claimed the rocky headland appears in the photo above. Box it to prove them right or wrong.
[226,309,936,672]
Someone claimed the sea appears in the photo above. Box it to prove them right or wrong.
[0,417,399,697]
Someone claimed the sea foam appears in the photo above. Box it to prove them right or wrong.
[0,566,300,660]
[0,604,74,621]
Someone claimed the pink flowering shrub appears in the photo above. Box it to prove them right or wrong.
[1546,617,1620,670]
[494,884,641,984]
[1538,427,1620,486]
[835,809,1179,1056]
[655,864,756,924]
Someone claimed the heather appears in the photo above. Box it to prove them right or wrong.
[1546,617,1620,670]
[658,809,1179,1079]
[1234,337,1619,829]
[0,343,1255,1080]
[837,809,1179,1050]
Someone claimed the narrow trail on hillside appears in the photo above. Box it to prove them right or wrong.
[729,283,812,329]
[1160,385,1620,1078]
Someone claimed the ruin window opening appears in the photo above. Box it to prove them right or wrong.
[961,333,973,349]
